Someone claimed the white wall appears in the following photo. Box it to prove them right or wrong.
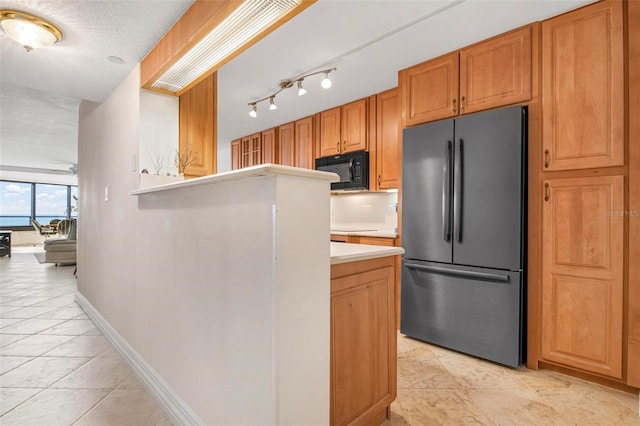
[139,90,179,175]
[217,138,231,173]
[77,66,330,424]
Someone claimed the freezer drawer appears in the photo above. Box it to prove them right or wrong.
[400,260,524,368]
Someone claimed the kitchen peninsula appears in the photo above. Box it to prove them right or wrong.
[79,164,402,425]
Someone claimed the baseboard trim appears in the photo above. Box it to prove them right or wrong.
[76,291,205,425]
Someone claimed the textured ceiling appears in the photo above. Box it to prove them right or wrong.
[0,0,594,182]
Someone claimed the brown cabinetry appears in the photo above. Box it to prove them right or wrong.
[541,176,624,378]
[178,73,216,177]
[295,116,315,169]
[374,88,400,190]
[261,128,277,164]
[400,26,532,127]
[241,133,261,168]
[541,0,624,171]
[231,139,241,170]
[278,122,295,167]
[331,256,397,426]
[319,99,368,157]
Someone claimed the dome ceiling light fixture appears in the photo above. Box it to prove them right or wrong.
[0,9,63,52]
[247,67,336,118]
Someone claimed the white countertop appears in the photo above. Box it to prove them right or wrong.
[130,164,339,195]
[330,242,404,265]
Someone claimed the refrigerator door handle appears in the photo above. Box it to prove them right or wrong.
[404,262,510,282]
[443,140,452,241]
[454,139,464,243]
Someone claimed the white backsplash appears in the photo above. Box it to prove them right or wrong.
[330,192,398,233]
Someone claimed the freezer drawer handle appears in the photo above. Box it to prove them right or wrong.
[404,263,510,282]
[443,140,452,241]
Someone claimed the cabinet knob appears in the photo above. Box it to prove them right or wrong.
[460,96,465,113]
[336,142,340,152]
[343,141,346,151]
[544,149,550,169]
[378,175,381,186]
[452,98,456,114]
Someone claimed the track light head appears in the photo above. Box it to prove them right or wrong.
[269,96,277,110]
[248,103,257,118]
[297,80,307,96]
[321,72,332,89]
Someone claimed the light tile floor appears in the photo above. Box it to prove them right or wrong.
[1,249,172,425]
[2,248,639,425]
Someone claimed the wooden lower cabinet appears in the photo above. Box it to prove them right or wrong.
[331,256,397,426]
[541,175,624,378]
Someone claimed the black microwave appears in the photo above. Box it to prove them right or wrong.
[315,150,369,191]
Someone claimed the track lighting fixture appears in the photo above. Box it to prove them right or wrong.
[297,80,307,96]
[246,67,336,118]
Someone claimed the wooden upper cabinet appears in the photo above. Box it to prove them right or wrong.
[459,26,532,115]
[295,116,315,169]
[541,176,624,378]
[261,128,277,164]
[319,107,341,157]
[341,99,368,153]
[375,88,400,190]
[541,0,624,171]
[179,73,216,177]
[319,99,368,157]
[230,139,241,170]
[400,52,459,127]
[278,122,295,167]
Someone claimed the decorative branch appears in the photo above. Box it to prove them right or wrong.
[175,145,197,174]
[146,140,168,175]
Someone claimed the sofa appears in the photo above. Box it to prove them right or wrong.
[44,219,77,264]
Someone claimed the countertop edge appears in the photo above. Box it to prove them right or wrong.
[130,164,339,196]
[330,243,404,265]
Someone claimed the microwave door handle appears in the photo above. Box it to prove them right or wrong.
[348,159,354,181]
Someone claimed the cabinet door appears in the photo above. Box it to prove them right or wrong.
[249,133,261,167]
[278,122,295,167]
[341,99,368,153]
[261,128,277,164]
[376,88,400,190]
[240,136,251,168]
[320,107,341,157]
[178,73,216,177]
[400,52,459,126]
[331,264,395,426]
[295,116,315,169]
[541,0,624,171]
[230,139,241,170]
[459,26,531,114]
[541,176,623,378]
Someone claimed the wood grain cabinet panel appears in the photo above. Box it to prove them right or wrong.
[375,88,400,190]
[179,73,216,177]
[541,0,624,171]
[295,116,315,169]
[400,52,459,126]
[460,26,532,114]
[230,139,241,170]
[240,133,261,168]
[541,175,624,378]
[278,122,295,167]
[341,99,368,153]
[320,107,342,157]
[261,128,277,164]
[331,258,396,426]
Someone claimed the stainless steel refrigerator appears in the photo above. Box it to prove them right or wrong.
[401,105,526,368]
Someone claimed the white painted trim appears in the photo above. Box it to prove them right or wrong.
[75,291,205,426]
